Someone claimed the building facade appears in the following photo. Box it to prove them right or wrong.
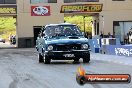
[5,0,132,47]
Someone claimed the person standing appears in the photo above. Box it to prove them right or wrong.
[124,33,129,44]
[108,32,112,38]
[130,32,132,44]
[129,31,132,44]
[127,33,129,44]
[99,31,103,47]
[100,31,103,38]
[9,34,12,45]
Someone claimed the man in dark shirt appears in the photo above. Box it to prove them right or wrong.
[99,31,103,47]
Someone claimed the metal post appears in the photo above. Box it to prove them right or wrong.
[83,16,85,33]
[100,15,104,38]
[102,16,104,35]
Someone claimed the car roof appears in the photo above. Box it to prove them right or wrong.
[45,23,76,27]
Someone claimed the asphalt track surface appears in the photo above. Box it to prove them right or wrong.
[0,48,131,88]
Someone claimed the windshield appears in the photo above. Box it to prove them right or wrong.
[45,25,83,38]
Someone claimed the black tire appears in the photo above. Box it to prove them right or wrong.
[74,58,79,63]
[38,54,44,63]
[44,55,51,64]
[83,54,90,63]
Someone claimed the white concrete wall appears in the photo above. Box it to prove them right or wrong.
[17,0,132,37]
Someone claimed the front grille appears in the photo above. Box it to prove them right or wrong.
[54,44,81,51]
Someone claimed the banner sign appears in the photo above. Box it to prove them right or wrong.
[65,0,99,2]
[76,66,130,85]
[79,0,99,2]
[0,5,17,14]
[31,6,50,16]
[103,45,132,57]
[60,4,103,13]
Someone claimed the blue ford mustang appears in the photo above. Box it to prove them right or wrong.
[36,23,90,64]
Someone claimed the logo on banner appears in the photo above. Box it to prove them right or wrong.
[0,5,17,14]
[60,4,103,13]
[31,6,50,16]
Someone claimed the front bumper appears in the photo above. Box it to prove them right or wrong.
[45,50,90,60]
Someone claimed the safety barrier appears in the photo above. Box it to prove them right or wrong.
[101,45,132,57]
[89,39,100,53]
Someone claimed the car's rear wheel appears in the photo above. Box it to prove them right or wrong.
[38,54,44,63]
[44,55,51,64]
[83,54,90,63]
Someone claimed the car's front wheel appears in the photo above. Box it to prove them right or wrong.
[38,54,44,63]
[44,55,51,64]
[74,58,80,63]
[83,54,90,63]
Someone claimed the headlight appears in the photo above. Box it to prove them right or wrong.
[82,44,88,50]
[47,45,53,51]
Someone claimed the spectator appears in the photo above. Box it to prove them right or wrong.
[84,32,89,39]
[10,35,14,45]
[9,34,12,45]
[124,33,129,44]
[127,33,129,44]
[113,32,115,38]
[100,31,103,38]
[108,32,112,38]
[12,35,16,45]
[99,31,103,47]
[129,31,132,44]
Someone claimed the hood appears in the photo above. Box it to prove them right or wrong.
[45,37,88,45]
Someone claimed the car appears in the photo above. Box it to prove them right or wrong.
[36,23,90,64]
[0,38,5,43]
